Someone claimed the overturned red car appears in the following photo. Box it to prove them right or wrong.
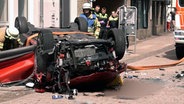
[0,17,126,94]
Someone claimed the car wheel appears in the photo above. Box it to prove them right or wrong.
[35,47,47,73]
[74,17,88,32]
[15,16,29,34]
[175,43,184,59]
[36,29,55,72]
[107,28,126,60]
[38,29,55,54]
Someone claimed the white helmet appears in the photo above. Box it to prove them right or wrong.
[82,3,91,9]
[5,27,19,39]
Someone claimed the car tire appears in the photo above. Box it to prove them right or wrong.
[35,48,46,73]
[107,28,126,60]
[37,29,55,54]
[15,16,29,34]
[36,29,55,72]
[74,17,88,32]
[175,43,184,59]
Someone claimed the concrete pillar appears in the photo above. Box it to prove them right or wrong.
[8,0,14,28]
[8,0,18,28]
[70,0,78,22]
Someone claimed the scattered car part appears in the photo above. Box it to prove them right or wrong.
[0,16,127,96]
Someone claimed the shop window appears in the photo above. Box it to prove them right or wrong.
[0,0,8,22]
[131,0,150,29]
[18,0,28,18]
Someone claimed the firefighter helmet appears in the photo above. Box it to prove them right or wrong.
[5,27,19,39]
[82,3,91,9]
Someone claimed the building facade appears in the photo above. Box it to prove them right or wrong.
[0,0,77,28]
[0,0,170,40]
[131,0,168,39]
[78,0,170,39]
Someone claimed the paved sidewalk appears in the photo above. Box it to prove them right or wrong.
[120,32,175,63]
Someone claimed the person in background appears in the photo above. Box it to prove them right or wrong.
[166,12,171,31]
[94,5,101,19]
[79,3,101,38]
[107,11,119,28]
[170,8,176,31]
[98,7,108,38]
[3,27,23,50]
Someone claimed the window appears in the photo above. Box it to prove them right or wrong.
[131,0,150,29]
[0,0,8,22]
[18,0,28,18]
[179,0,184,7]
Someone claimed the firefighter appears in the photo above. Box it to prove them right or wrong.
[98,7,108,38]
[170,8,176,31]
[94,5,101,19]
[166,12,171,31]
[3,27,23,50]
[79,3,101,38]
[107,11,119,28]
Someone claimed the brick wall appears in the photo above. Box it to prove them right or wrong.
[77,0,87,16]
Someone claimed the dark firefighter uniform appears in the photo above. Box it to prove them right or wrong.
[94,12,100,19]
[108,16,118,28]
[1,27,23,50]
[98,13,108,38]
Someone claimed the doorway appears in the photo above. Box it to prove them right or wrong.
[93,0,124,16]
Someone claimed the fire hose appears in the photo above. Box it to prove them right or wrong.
[109,57,184,86]
[127,57,184,70]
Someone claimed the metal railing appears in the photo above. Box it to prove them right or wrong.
[118,6,137,53]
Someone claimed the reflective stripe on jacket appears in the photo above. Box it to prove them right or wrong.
[0,42,3,49]
[109,16,118,28]
[99,13,108,28]
[99,13,108,19]
[109,16,118,21]
[94,12,100,19]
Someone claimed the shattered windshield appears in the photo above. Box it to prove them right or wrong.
[179,0,184,7]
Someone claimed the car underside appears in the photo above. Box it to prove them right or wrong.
[0,16,126,97]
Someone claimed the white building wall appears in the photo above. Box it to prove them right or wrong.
[28,0,41,27]
[43,0,60,27]
[28,0,35,25]
[2,0,77,28]
[8,0,18,28]
[70,0,78,22]
[28,0,60,28]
